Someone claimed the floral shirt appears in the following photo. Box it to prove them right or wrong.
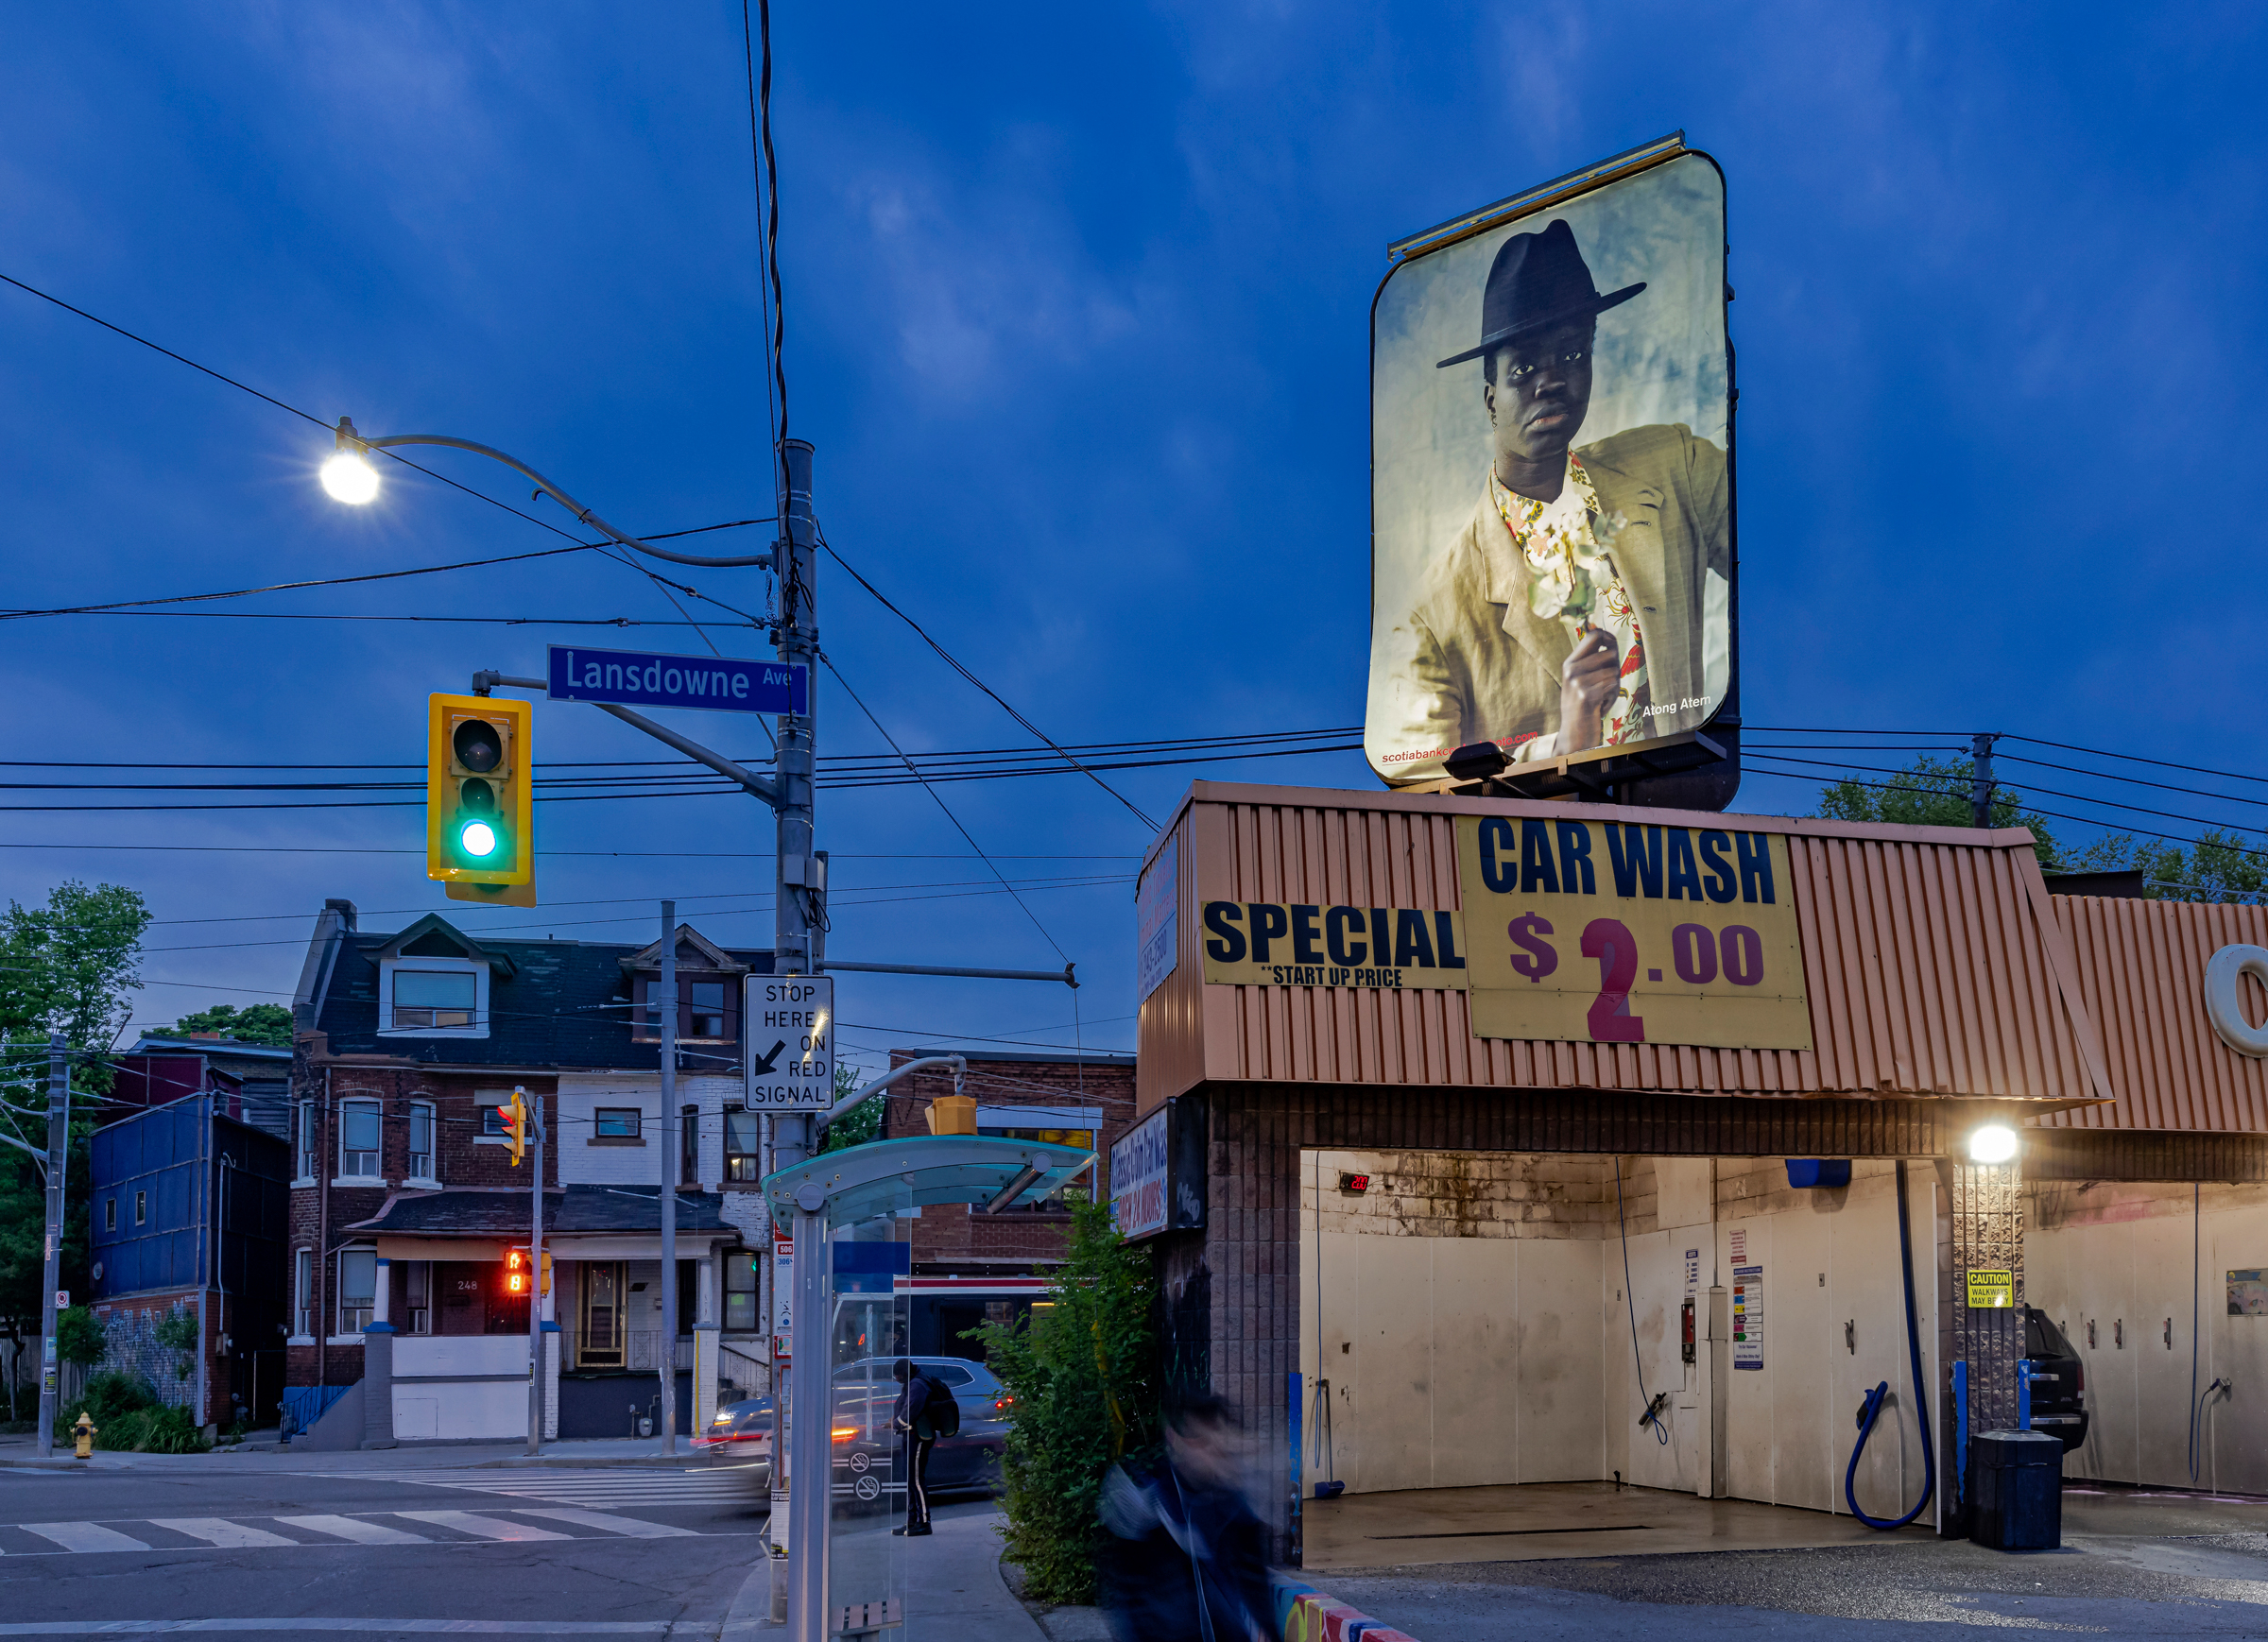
[1490,453,1649,755]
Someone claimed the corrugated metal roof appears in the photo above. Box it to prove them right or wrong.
[2037,895,2268,1134]
[1137,781,2115,1112]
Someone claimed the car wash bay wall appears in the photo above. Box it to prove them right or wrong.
[1297,1147,1935,1519]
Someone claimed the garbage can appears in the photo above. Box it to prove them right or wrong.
[1969,1429,2062,1550]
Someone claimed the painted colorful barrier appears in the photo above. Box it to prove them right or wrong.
[1272,1577,1420,1642]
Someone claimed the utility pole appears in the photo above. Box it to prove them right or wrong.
[659,898,679,1456]
[36,1034,67,1462]
[525,1083,544,1456]
[1970,732,1999,830]
[773,438,820,1618]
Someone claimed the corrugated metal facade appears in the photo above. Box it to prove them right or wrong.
[2039,895,2268,1134]
[1137,782,2114,1114]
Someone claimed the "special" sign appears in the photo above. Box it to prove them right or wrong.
[1201,902,1469,991]
[1453,816,1812,1051]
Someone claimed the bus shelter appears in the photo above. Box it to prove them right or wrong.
[763,1136,1094,1642]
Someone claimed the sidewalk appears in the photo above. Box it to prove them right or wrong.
[910,1504,1054,1642]
[0,1430,713,1473]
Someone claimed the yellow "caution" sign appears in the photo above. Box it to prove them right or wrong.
[1966,1269,2014,1308]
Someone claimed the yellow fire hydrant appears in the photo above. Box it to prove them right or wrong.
[72,1413,94,1460]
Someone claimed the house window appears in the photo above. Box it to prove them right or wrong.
[724,1250,757,1331]
[337,1248,376,1335]
[404,1260,431,1335]
[339,1099,382,1178]
[407,1101,436,1182]
[390,968,475,1030]
[681,1104,699,1186]
[294,1248,313,1338]
[633,974,738,1043]
[595,1107,642,1140]
[481,1102,508,1138]
[105,1198,117,1233]
[296,1100,317,1180]
[725,1107,762,1183]
[135,1190,147,1225]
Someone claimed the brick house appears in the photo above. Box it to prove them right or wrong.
[284,901,778,1443]
[878,1048,1137,1355]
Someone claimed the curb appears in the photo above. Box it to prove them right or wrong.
[1273,1578,1419,1642]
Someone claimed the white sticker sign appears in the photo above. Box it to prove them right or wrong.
[744,976,835,1110]
[1732,1264,1763,1370]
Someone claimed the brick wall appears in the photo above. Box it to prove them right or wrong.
[284,1064,557,1387]
[88,1289,210,1423]
[881,1052,1136,1270]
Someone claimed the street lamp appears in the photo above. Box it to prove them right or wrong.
[1968,1122,2019,1164]
[314,416,775,569]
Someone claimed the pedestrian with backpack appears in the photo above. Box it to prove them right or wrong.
[890,1360,958,1536]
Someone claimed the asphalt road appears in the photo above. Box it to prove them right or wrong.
[0,1461,779,1636]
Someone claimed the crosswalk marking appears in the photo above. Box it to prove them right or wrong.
[22,1521,150,1553]
[274,1514,433,1546]
[393,1510,575,1543]
[147,1517,300,1548]
[506,1507,698,1538]
[370,1470,760,1507]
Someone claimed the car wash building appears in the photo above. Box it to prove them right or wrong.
[1127,779,2268,1559]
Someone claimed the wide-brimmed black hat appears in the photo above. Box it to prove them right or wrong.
[1435,218,1645,368]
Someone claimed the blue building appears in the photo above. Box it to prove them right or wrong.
[89,1091,292,1432]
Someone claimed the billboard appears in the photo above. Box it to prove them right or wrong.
[1366,141,1733,802]
[1109,1097,1206,1241]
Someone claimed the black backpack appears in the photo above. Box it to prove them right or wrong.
[921,1374,961,1437]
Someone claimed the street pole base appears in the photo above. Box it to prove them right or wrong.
[769,1549,790,1624]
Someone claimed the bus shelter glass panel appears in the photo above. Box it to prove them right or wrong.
[828,1214,911,1642]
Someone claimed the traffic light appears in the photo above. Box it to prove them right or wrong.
[503,1247,553,1296]
[497,1089,527,1166]
[427,693,533,888]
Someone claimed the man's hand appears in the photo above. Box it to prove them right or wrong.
[1557,626,1621,753]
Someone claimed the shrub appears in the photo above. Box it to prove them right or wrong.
[55,1307,108,1368]
[972,1199,1160,1605]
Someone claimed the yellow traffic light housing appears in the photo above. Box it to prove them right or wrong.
[427,694,533,887]
[496,1090,527,1166]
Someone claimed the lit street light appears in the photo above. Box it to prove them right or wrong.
[319,448,379,504]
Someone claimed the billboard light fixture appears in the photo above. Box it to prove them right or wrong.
[1968,1123,2019,1165]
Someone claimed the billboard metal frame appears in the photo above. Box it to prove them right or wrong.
[1368,131,1742,810]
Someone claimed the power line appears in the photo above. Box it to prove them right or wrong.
[818,526,1160,831]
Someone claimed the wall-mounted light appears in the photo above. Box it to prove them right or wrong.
[1969,1123,2019,1164]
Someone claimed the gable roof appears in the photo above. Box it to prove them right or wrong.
[373,914,516,980]
[304,920,774,1069]
[621,924,748,976]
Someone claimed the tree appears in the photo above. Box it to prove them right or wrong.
[0,881,150,1419]
[2055,828,2268,903]
[1814,755,2060,865]
[974,1201,1161,1605]
[818,1060,880,1154]
[168,1002,293,1046]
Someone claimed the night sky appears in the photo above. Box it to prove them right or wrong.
[3,5,2261,1062]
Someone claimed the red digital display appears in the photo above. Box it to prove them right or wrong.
[1339,1172,1371,1193]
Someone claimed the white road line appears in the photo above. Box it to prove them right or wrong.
[0,1622,679,1634]
[392,1511,575,1543]
[504,1508,698,1538]
[20,1521,152,1553]
[146,1518,300,1549]
[273,1515,433,1546]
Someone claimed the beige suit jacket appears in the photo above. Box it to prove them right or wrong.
[1366,423,1728,782]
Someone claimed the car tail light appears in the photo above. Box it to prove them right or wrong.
[833,1426,861,1443]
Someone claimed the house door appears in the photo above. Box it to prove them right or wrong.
[579,1261,627,1367]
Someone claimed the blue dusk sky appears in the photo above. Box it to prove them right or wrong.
[2,5,2262,1061]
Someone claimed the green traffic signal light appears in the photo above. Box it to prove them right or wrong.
[459,819,500,858]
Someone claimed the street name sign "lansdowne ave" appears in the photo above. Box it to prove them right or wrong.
[547,644,807,714]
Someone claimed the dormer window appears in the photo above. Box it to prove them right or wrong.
[370,915,504,1039]
[392,968,475,1029]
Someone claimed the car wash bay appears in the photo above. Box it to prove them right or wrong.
[1131,782,2156,1564]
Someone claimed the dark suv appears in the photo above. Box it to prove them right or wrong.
[2023,1307,2088,1454]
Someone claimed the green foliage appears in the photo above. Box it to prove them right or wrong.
[0,881,151,1419]
[153,1307,200,1380]
[168,1002,293,1046]
[2057,829,2268,903]
[77,1370,157,1425]
[54,1306,107,1367]
[1814,755,2059,865]
[86,1404,210,1454]
[972,1200,1160,1605]
[819,1061,879,1154]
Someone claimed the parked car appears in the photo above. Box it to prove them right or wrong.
[832,1356,1011,1497]
[2023,1307,2089,1454]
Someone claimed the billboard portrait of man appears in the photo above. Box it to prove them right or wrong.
[1365,152,1730,786]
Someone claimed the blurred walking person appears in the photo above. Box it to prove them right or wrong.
[1097,1394,1272,1642]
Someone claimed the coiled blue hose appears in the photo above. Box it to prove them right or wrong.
[1844,1158,1936,1530]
